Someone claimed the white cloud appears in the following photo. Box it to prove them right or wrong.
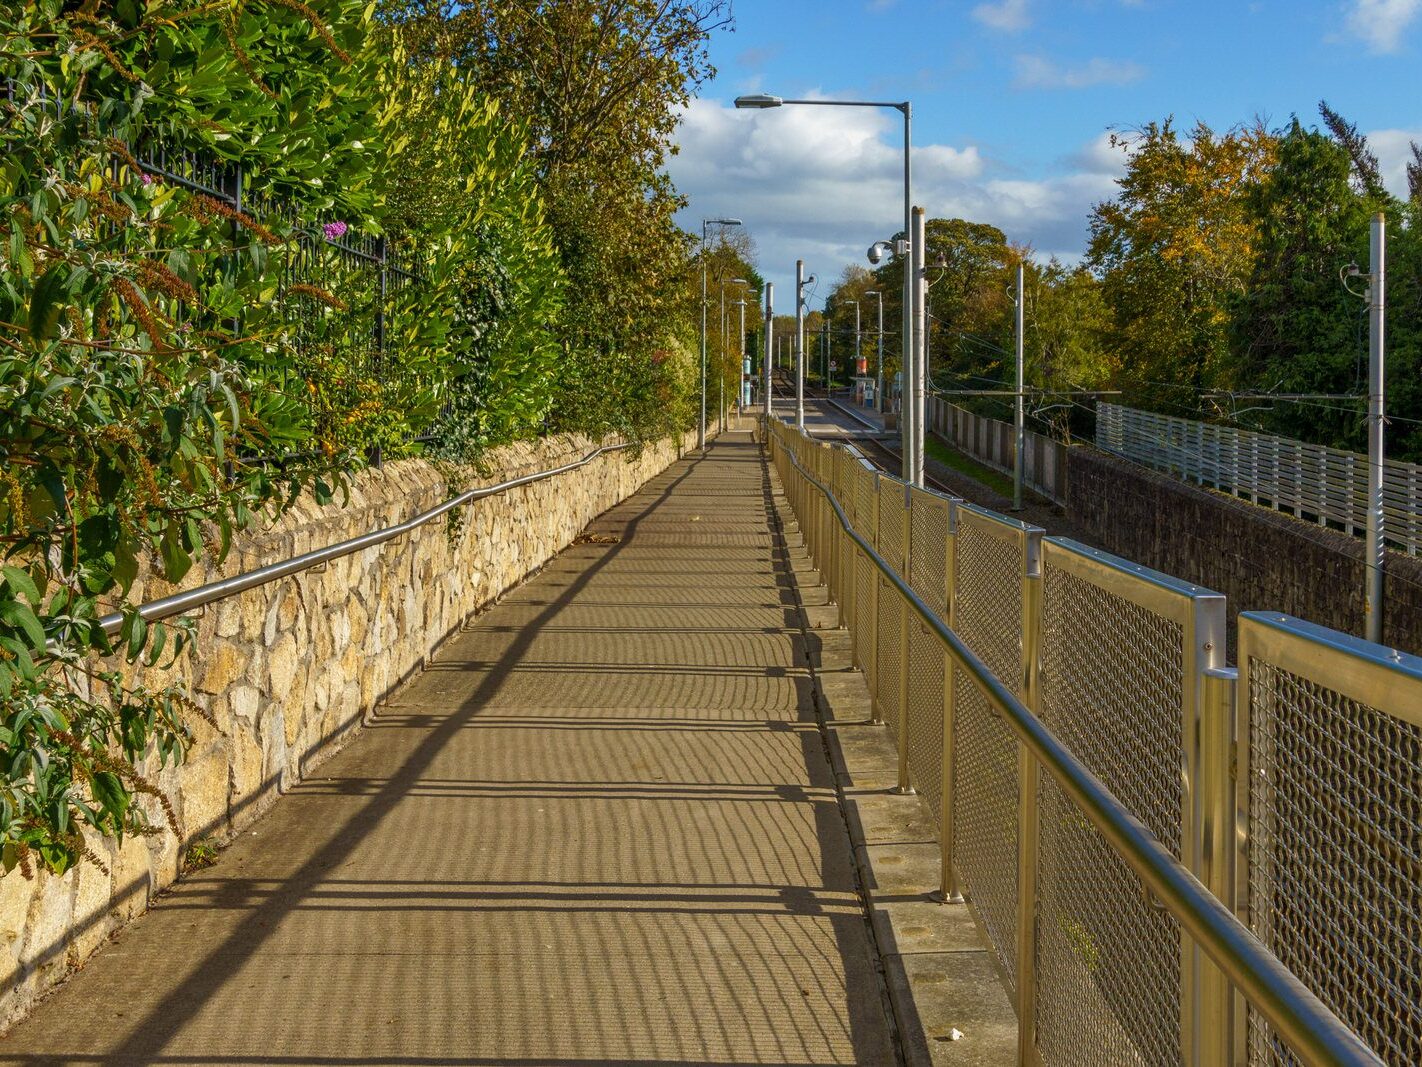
[1013,54,1146,90]
[1367,127,1422,197]
[1068,130,1137,174]
[972,0,1031,33]
[1346,0,1422,53]
[668,98,1121,300]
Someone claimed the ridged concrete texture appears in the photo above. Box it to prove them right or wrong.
[0,432,897,1066]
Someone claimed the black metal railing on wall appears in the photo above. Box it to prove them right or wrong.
[4,74,432,461]
[127,132,428,463]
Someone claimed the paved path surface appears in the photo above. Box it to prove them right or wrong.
[0,432,897,1066]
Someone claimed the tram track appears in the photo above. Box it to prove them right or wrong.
[766,372,962,498]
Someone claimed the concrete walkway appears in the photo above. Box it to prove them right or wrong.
[0,433,897,1066]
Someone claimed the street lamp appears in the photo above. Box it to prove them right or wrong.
[863,291,884,413]
[736,92,913,481]
[700,217,741,450]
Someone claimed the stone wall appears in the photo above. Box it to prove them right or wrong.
[1066,447,1422,657]
[0,429,699,1028]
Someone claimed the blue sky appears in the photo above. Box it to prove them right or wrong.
[669,0,1422,305]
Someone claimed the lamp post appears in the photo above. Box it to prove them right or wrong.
[700,217,741,450]
[863,290,883,413]
[762,282,774,418]
[737,92,912,474]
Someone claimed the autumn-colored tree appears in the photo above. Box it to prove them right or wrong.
[1087,120,1278,406]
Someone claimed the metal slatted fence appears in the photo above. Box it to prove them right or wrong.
[1096,404,1422,555]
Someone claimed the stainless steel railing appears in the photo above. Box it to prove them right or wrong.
[79,443,633,645]
[768,417,1386,1067]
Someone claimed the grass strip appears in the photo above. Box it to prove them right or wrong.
[923,434,1019,499]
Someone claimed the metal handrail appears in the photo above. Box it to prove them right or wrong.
[89,443,634,641]
[775,431,1383,1067]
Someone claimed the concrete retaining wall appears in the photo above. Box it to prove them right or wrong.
[1066,447,1422,657]
[0,429,697,1028]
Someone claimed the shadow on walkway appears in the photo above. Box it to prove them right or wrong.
[0,434,896,1066]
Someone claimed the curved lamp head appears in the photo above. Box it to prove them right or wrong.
[734,94,784,109]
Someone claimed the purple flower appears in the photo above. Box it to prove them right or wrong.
[140,173,154,186]
[322,221,348,240]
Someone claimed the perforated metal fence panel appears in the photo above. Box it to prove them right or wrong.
[1035,538,1224,1067]
[950,506,1035,990]
[953,508,1026,689]
[764,418,1399,1067]
[853,463,878,682]
[954,671,1021,987]
[1239,615,1422,1067]
[873,479,908,736]
[905,487,951,824]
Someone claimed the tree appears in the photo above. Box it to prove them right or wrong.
[1024,261,1113,438]
[371,34,567,458]
[823,266,877,386]
[1226,109,1422,459]
[695,231,763,417]
[383,0,733,441]
[1087,120,1277,407]
[1228,120,1378,449]
[1319,100,1385,199]
[0,0,385,874]
[850,218,1016,402]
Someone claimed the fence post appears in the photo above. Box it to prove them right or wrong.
[370,233,388,469]
[1015,534,1044,1066]
[895,482,914,795]
[1194,665,1239,1067]
[868,473,883,725]
[1180,590,1229,1065]
[940,501,964,903]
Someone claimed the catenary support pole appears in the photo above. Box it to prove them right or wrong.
[847,304,858,404]
[739,295,747,410]
[1366,213,1387,644]
[796,259,806,430]
[1014,260,1026,512]
[875,294,884,414]
[901,108,914,484]
[699,235,708,450]
[910,207,926,487]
